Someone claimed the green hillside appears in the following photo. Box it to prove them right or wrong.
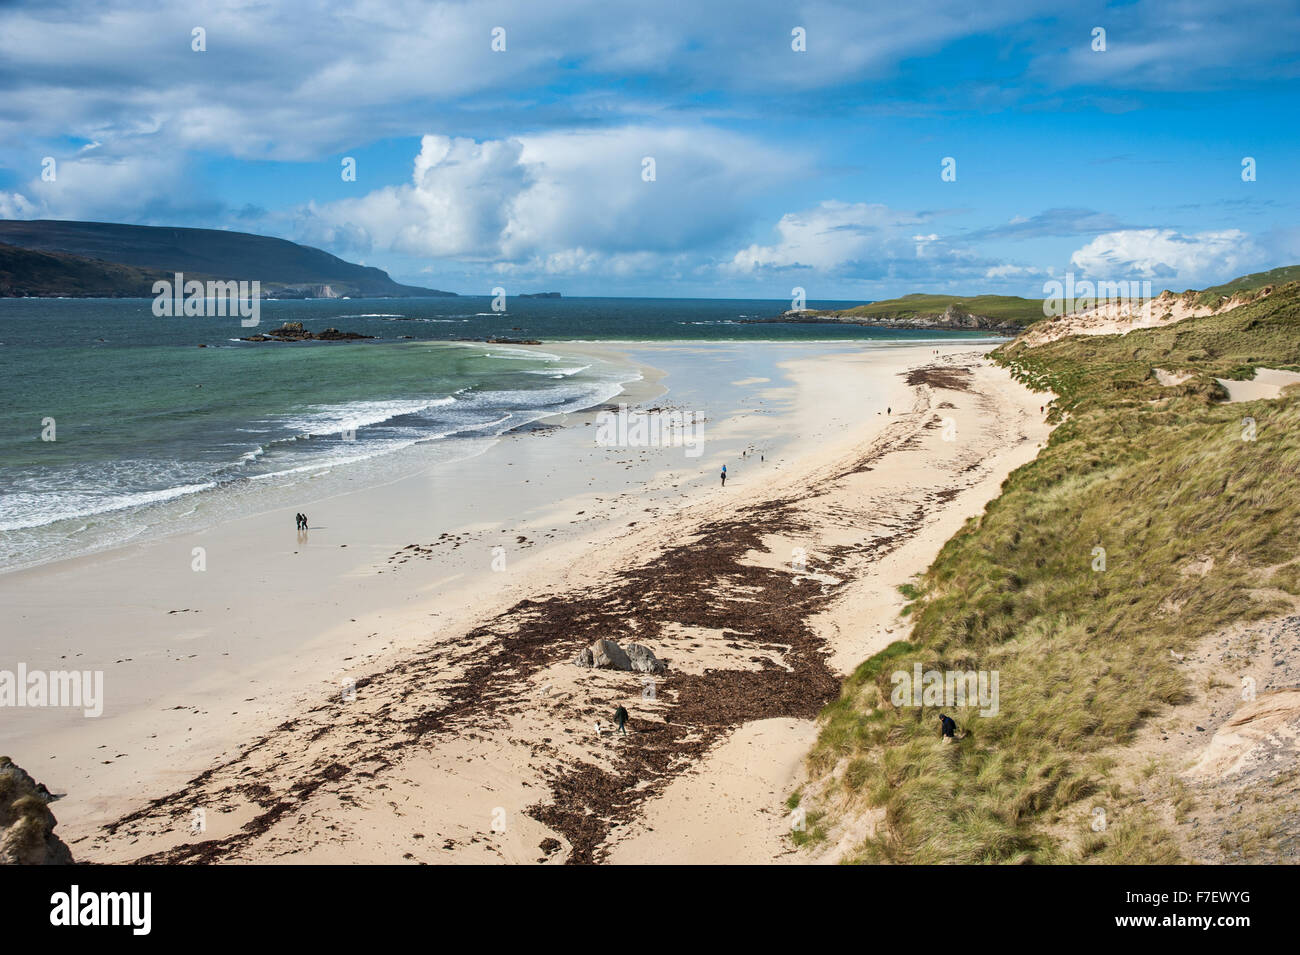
[1187,265,1300,308]
[801,281,1300,863]
[829,293,1045,326]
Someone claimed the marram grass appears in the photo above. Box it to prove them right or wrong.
[804,282,1300,864]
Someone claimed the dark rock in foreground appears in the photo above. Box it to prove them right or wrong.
[0,757,73,865]
[573,638,667,673]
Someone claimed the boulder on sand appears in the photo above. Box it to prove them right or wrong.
[625,642,667,673]
[573,639,665,673]
[0,757,73,865]
[591,639,631,670]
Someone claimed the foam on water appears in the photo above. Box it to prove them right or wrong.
[0,338,640,570]
[0,294,986,571]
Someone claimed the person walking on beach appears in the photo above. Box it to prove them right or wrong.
[295,512,304,531]
[939,713,957,742]
[614,704,629,735]
[301,513,309,531]
[720,464,727,487]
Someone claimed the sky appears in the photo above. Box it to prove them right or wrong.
[0,0,1297,299]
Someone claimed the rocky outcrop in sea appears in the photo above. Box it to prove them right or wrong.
[240,321,375,342]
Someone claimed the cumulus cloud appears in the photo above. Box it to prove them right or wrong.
[297,127,805,266]
[298,136,532,259]
[724,199,1011,285]
[730,201,928,273]
[723,200,1067,294]
[0,192,40,219]
[1069,229,1264,283]
[0,150,202,223]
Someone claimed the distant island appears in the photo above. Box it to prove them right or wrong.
[519,292,561,299]
[744,293,1046,333]
[0,220,458,299]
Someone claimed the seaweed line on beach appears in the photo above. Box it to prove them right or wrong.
[98,363,991,864]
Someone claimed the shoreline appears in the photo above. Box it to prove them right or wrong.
[0,338,648,576]
[7,339,1050,864]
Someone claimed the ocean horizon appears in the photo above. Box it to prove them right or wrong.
[0,296,996,571]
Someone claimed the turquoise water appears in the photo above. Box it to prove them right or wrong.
[0,296,994,569]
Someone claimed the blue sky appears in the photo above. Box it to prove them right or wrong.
[0,0,1297,298]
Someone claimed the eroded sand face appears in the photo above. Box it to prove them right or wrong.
[1108,610,1300,864]
[1020,287,1275,348]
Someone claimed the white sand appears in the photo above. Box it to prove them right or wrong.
[3,339,1052,864]
[1215,367,1300,403]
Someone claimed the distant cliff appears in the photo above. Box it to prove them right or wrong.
[0,220,457,298]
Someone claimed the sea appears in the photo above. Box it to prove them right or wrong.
[0,295,994,570]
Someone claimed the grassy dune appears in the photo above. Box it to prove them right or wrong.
[1189,264,1300,308]
[803,282,1300,863]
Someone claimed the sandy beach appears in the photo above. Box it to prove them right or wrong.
[4,339,1049,864]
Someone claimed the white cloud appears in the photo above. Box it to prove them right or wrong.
[298,135,531,259]
[0,152,195,222]
[724,200,1062,294]
[1043,0,1300,92]
[1069,228,1263,282]
[984,263,1043,279]
[0,1,1055,159]
[0,192,40,219]
[729,201,929,273]
[297,127,804,265]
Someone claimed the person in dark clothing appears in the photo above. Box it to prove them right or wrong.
[301,513,308,531]
[720,464,727,487]
[939,713,957,740]
[614,705,629,735]
[295,513,304,530]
